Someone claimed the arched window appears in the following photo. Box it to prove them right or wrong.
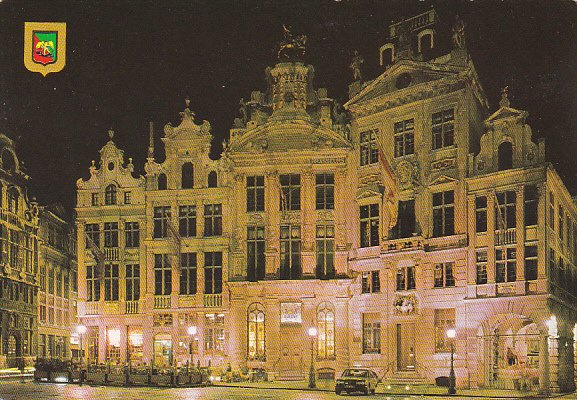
[181,163,194,189]
[380,43,394,67]
[1,150,15,173]
[208,171,218,188]
[317,302,335,359]
[157,173,167,190]
[248,303,265,360]
[7,187,18,213]
[498,141,513,171]
[105,184,117,205]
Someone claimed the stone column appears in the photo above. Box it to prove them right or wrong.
[486,191,496,283]
[537,183,548,279]
[557,323,576,392]
[539,334,550,395]
[264,172,279,278]
[334,168,348,276]
[301,170,315,278]
[515,187,525,281]
[466,195,477,285]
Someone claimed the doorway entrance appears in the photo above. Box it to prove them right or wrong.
[396,323,416,371]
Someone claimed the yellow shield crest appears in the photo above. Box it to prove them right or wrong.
[24,22,66,77]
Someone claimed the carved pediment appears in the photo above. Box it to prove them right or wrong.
[485,106,528,127]
[345,61,465,109]
[356,183,383,200]
[428,174,458,186]
[228,121,351,154]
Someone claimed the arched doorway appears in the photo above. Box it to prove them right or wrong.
[477,316,542,391]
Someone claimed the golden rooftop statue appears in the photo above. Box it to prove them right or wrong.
[277,25,307,60]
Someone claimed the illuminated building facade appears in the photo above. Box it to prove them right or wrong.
[76,11,577,393]
[37,204,78,360]
[0,134,40,368]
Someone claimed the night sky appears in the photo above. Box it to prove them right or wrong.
[0,0,576,217]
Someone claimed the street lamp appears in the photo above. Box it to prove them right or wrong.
[308,327,317,389]
[76,324,87,365]
[446,328,456,395]
[187,326,197,371]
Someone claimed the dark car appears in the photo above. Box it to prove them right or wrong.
[335,368,379,395]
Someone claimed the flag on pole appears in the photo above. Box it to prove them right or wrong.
[374,129,399,229]
[494,192,506,244]
[166,220,182,269]
[280,186,288,212]
[85,233,105,278]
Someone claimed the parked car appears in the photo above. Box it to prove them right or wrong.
[335,368,379,395]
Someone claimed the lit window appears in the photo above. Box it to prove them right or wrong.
[362,313,380,354]
[434,309,455,353]
[360,129,378,166]
[106,328,121,362]
[394,119,414,157]
[432,109,454,149]
[248,303,265,361]
[317,302,335,359]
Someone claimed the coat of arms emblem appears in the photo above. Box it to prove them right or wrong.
[24,22,66,76]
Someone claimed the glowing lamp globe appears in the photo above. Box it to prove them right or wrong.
[76,324,87,335]
[187,326,197,336]
[308,327,318,337]
[446,328,456,339]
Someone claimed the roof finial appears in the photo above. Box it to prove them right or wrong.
[185,96,190,108]
[148,121,155,160]
[108,129,114,140]
[499,86,510,108]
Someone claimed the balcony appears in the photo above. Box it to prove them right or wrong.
[495,228,516,245]
[204,293,222,308]
[154,295,171,309]
[85,301,100,315]
[104,247,119,261]
[381,236,424,254]
[125,300,139,314]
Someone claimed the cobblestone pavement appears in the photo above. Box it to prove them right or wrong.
[0,382,574,400]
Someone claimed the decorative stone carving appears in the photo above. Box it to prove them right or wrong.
[317,210,334,221]
[431,157,456,171]
[393,293,418,315]
[395,160,419,189]
[248,213,265,224]
[281,211,301,224]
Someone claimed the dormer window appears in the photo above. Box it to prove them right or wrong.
[498,141,513,171]
[91,193,99,206]
[182,163,193,189]
[157,173,167,190]
[379,43,394,67]
[105,184,117,205]
[417,29,435,58]
[208,171,218,188]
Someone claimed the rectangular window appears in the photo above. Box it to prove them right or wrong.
[316,225,335,279]
[85,223,100,248]
[525,245,538,281]
[362,313,381,354]
[476,250,488,284]
[204,314,225,353]
[360,129,379,166]
[396,266,416,290]
[496,247,516,283]
[432,109,455,149]
[360,204,379,247]
[204,204,222,236]
[125,264,140,301]
[153,206,171,238]
[179,205,197,237]
[124,222,140,248]
[246,176,265,212]
[434,262,455,288]
[63,273,69,299]
[390,199,415,239]
[204,252,222,294]
[524,185,538,226]
[280,225,301,279]
[154,254,172,295]
[86,265,100,302]
[103,264,118,301]
[475,196,487,233]
[315,173,335,210]
[495,191,517,230]
[247,226,265,282]
[91,193,99,206]
[434,309,455,353]
[549,192,555,229]
[433,190,455,237]
[279,174,301,211]
[361,271,380,293]
[124,192,131,204]
[394,118,414,157]
[103,222,118,248]
[559,204,564,241]
[180,253,197,295]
